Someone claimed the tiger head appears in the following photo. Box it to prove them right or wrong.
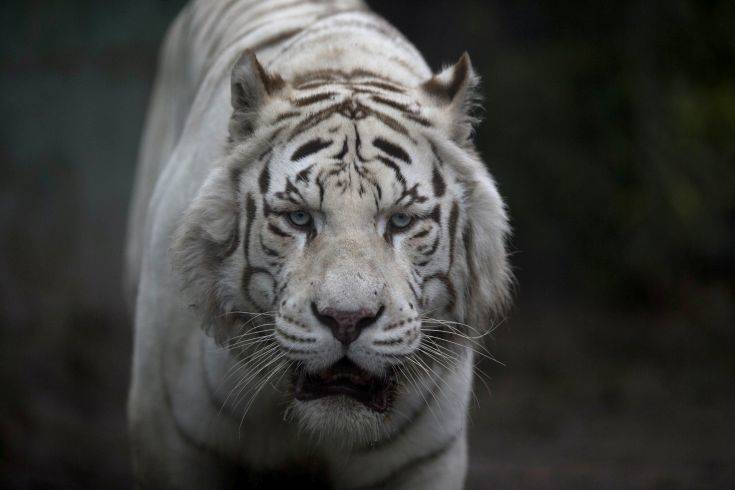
[174,51,511,445]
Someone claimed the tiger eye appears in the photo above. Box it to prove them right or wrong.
[288,210,312,227]
[389,212,412,229]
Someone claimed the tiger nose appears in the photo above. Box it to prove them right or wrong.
[311,302,385,346]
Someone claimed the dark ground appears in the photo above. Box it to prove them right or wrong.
[1,1,734,488]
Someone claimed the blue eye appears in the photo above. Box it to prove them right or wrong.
[288,210,312,228]
[389,212,413,229]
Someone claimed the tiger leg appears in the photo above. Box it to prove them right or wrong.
[128,392,239,489]
[392,431,468,490]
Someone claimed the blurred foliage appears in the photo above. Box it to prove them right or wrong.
[464,0,735,307]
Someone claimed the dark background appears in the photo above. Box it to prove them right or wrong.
[1,1,733,488]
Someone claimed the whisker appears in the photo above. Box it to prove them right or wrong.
[400,359,443,425]
[417,342,480,407]
[228,352,285,417]
[218,347,282,413]
[422,333,505,367]
[219,309,276,319]
[407,356,453,406]
[419,327,497,359]
[238,358,289,434]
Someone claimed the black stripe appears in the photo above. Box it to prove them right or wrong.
[448,201,460,267]
[291,138,332,161]
[397,183,428,205]
[429,139,443,166]
[359,80,404,92]
[432,165,446,197]
[333,137,349,160]
[358,434,460,489]
[289,104,338,138]
[259,233,280,257]
[370,95,412,113]
[404,112,432,127]
[293,80,333,90]
[268,126,285,144]
[429,204,441,223]
[289,99,410,140]
[463,222,477,305]
[242,266,274,309]
[316,174,325,210]
[274,110,300,122]
[292,67,396,86]
[276,329,316,344]
[372,109,411,137]
[268,222,293,238]
[292,92,337,107]
[262,197,273,216]
[373,137,411,164]
[217,167,242,260]
[162,371,238,465]
[375,156,406,185]
[423,273,457,311]
[259,162,270,194]
[296,164,314,183]
[285,179,306,202]
[407,280,419,301]
[411,228,430,239]
[230,166,243,190]
[217,215,241,260]
[422,235,440,256]
[244,194,256,262]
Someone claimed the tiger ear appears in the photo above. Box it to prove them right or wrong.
[421,52,481,145]
[230,50,286,140]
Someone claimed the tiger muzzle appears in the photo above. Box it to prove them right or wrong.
[311,302,385,346]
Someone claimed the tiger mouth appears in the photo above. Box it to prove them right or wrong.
[293,358,395,413]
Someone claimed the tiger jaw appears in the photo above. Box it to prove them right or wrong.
[292,358,396,413]
[275,294,420,414]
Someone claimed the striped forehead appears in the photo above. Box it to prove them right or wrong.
[282,75,432,138]
[261,119,440,212]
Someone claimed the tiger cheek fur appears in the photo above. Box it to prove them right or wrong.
[129,1,511,488]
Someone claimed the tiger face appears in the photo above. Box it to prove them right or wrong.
[174,51,511,444]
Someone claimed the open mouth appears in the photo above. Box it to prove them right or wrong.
[293,358,395,413]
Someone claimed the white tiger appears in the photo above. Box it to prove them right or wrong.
[125,0,512,488]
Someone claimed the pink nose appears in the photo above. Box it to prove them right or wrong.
[311,303,384,345]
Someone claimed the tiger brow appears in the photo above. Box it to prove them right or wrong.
[373,137,411,164]
[291,138,333,161]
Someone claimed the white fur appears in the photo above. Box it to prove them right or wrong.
[126,1,511,488]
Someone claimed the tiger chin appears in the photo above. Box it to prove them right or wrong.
[125,0,512,488]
